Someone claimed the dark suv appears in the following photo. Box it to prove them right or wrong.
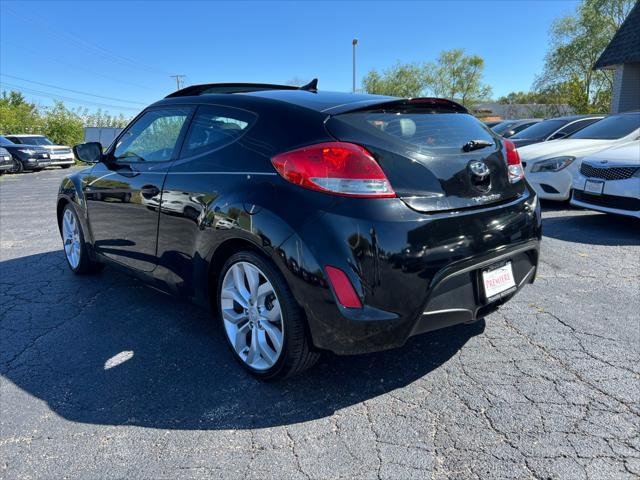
[60,81,541,380]
[0,135,51,173]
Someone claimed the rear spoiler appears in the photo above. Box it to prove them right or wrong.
[166,78,319,98]
[323,97,468,115]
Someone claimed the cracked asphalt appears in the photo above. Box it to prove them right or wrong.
[1,168,639,479]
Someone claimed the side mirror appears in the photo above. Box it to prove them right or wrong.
[73,142,103,163]
[504,130,515,138]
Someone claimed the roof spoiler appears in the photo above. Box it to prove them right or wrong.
[322,97,468,115]
[165,78,319,98]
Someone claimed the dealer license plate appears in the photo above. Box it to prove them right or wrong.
[482,261,516,300]
[584,179,604,195]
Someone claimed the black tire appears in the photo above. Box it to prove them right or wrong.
[10,160,23,174]
[61,204,104,275]
[217,251,319,381]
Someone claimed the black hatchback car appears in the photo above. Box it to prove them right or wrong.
[59,81,541,380]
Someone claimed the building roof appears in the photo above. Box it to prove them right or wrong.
[594,2,640,69]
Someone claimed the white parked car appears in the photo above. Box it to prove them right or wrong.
[4,134,75,168]
[570,141,640,219]
[518,112,640,200]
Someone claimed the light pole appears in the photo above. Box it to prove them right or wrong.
[352,38,358,93]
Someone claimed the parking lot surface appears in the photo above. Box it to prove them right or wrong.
[1,168,639,479]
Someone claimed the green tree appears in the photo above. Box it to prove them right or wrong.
[423,49,492,107]
[78,108,130,128]
[362,62,425,97]
[497,91,561,105]
[0,90,42,134]
[42,101,84,145]
[534,0,635,113]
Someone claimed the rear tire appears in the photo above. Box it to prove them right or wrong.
[61,204,104,274]
[217,251,319,380]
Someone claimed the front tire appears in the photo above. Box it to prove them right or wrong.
[217,251,319,380]
[61,205,103,274]
[10,159,23,174]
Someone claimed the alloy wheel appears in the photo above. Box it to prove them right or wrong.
[220,261,284,370]
[62,209,81,269]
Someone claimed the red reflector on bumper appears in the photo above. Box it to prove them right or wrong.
[325,266,362,308]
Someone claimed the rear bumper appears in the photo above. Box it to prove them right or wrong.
[278,188,541,355]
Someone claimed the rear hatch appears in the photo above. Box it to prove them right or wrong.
[325,99,525,213]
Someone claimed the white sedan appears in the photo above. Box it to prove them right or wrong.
[518,112,640,201]
[570,141,640,219]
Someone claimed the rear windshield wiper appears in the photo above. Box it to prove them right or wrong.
[462,140,493,152]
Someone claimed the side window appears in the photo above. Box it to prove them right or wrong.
[556,119,596,137]
[113,108,191,162]
[512,122,535,134]
[182,105,257,157]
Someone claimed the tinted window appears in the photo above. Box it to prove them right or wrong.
[555,118,600,137]
[182,105,256,157]
[511,119,566,140]
[0,136,15,146]
[492,121,517,135]
[113,108,191,162]
[511,122,537,134]
[336,112,494,155]
[569,114,640,140]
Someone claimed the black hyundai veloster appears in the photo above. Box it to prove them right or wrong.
[58,80,541,380]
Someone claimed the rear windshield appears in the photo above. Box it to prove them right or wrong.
[569,113,640,140]
[511,119,566,140]
[335,112,495,155]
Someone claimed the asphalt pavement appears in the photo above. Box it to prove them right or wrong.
[1,168,639,479]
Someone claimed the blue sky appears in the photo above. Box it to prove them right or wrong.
[1,0,580,117]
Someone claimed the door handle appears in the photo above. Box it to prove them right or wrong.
[141,185,160,199]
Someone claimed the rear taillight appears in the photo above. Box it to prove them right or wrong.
[504,139,524,183]
[271,142,395,198]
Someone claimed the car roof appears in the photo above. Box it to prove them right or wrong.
[5,134,46,138]
[545,114,606,121]
[156,87,472,116]
[242,89,398,113]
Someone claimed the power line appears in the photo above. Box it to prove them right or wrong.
[4,6,172,76]
[1,39,151,90]
[0,82,143,112]
[0,74,147,106]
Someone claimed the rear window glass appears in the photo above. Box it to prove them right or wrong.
[569,113,640,140]
[335,112,494,155]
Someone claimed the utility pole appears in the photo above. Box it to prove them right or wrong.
[169,74,186,90]
[352,39,358,93]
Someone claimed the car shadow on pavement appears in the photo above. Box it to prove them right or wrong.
[0,251,483,431]
[542,209,640,246]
